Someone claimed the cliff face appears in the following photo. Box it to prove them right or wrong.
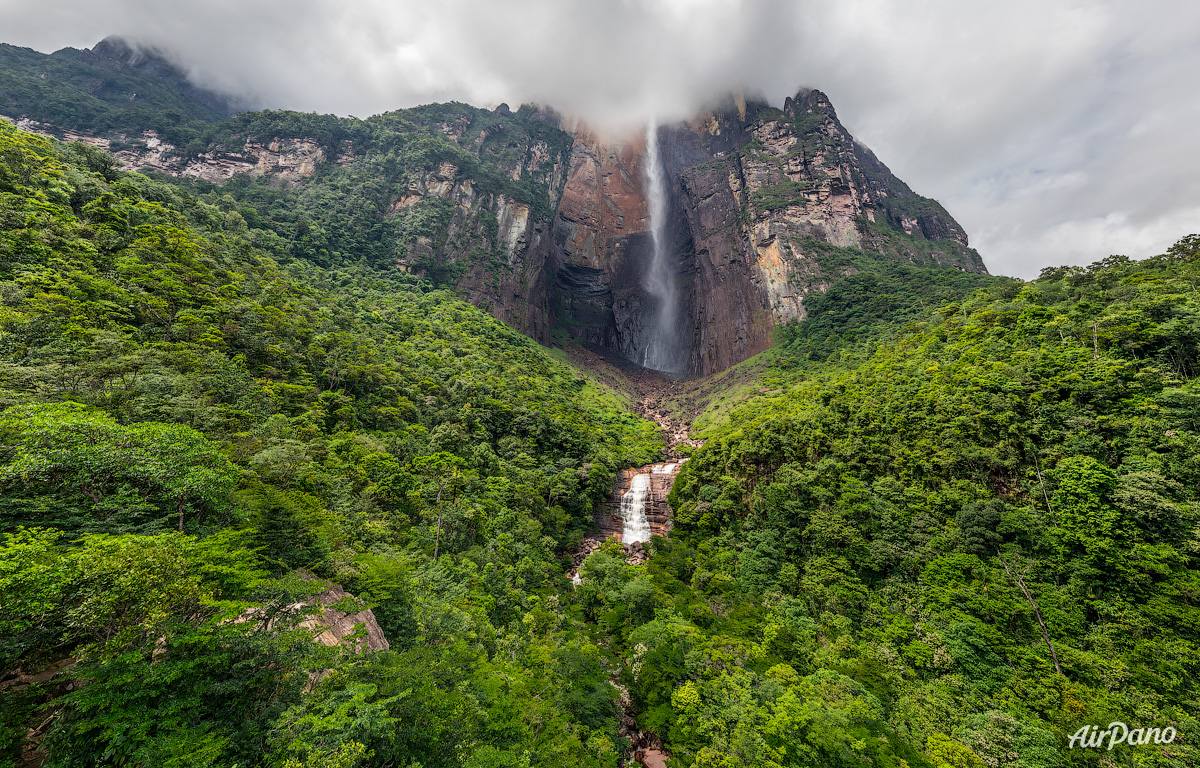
[6,57,985,375]
[542,89,987,375]
[1,117,333,184]
[546,130,664,362]
[387,132,567,344]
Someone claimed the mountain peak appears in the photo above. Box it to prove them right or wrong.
[84,35,245,117]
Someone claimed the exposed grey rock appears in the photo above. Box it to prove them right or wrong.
[294,578,390,653]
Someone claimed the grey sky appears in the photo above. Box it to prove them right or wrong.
[2,0,1198,277]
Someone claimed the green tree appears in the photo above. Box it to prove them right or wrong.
[956,499,1006,556]
[1048,455,1124,582]
[0,402,235,533]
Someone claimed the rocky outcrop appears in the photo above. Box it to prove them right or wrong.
[180,137,326,183]
[0,117,327,185]
[126,134,326,183]
[297,581,390,653]
[595,461,684,542]
[234,576,390,653]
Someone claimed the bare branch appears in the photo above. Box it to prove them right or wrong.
[998,552,1063,676]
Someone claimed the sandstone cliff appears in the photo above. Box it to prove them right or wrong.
[1,118,330,184]
[544,89,987,375]
[6,72,985,377]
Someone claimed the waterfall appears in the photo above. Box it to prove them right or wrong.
[620,472,652,544]
[640,119,681,373]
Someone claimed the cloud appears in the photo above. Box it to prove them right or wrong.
[0,0,810,123]
[2,0,1198,276]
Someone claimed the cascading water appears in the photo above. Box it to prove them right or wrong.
[620,472,652,544]
[640,119,682,373]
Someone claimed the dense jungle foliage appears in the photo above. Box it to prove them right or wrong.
[3,53,1199,766]
[776,238,1005,363]
[591,238,1200,766]
[0,120,662,767]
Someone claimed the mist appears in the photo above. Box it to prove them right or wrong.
[2,0,1199,277]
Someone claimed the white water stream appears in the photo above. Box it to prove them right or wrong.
[620,472,653,544]
[640,119,681,373]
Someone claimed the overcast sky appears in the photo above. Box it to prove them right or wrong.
[2,0,1198,278]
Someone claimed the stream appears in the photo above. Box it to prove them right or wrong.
[567,457,685,765]
[562,128,707,757]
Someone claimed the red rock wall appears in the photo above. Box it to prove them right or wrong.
[28,86,986,378]
[595,461,684,542]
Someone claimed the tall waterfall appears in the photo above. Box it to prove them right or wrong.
[640,119,682,373]
[620,473,652,544]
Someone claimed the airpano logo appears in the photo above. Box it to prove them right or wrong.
[1068,722,1177,750]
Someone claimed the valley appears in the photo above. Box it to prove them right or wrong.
[0,36,1198,768]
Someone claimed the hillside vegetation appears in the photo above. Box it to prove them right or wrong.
[0,39,234,142]
[2,42,576,287]
[165,102,573,274]
[0,120,660,767]
[595,238,1200,766]
[2,95,1199,768]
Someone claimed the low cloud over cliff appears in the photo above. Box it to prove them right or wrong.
[3,0,1198,277]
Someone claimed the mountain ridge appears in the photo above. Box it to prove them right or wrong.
[0,36,241,140]
[3,34,1200,768]
[1,37,987,377]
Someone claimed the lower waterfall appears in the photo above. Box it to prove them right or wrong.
[620,472,652,544]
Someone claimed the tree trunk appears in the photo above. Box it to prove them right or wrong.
[433,479,445,561]
[999,554,1063,675]
[1032,449,1054,517]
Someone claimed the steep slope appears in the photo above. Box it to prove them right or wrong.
[11,101,578,340]
[577,238,1200,767]
[1,40,987,377]
[0,36,239,142]
[0,119,662,767]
